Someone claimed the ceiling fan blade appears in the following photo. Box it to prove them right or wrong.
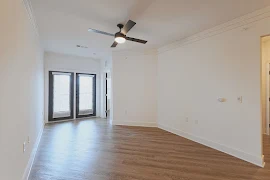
[121,20,136,35]
[88,28,114,37]
[126,37,147,44]
[111,41,118,48]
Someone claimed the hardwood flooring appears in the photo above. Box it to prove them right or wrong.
[29,118,270,180]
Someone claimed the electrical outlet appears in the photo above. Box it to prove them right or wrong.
[23,142,26,153]
[185,117,189,122]
[195,120,199,124]
[27,136,30,144]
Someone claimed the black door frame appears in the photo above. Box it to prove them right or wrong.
[76,73,97,118]
[48,71,74,122]
[105,73,108,118]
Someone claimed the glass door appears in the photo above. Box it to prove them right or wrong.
[76,73,96,118]
[48,71,74,121]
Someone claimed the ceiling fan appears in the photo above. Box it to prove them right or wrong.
[88,20,147,48]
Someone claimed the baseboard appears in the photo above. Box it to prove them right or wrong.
[46,116,101,124]
[113,121,157,127]
[22,123,44,180]
[158,123,264,167]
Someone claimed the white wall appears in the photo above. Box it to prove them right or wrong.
[261,37,270,134]
[0,0,44,179]
[44,51,102,122]
[157,10,270,166]
[112,51,157,127]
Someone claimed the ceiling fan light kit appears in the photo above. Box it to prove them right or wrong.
[88,20,147,48]
[115,32,126,44]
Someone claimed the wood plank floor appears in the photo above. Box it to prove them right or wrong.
[29,118,270,180]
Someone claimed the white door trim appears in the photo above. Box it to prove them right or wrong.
[266,63,270,135]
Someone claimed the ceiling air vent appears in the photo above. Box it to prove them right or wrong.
[76,45,88,49]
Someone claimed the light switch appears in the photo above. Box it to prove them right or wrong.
[23,142,26,153]
[237,96,242,103]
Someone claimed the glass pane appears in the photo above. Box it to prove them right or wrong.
[79,75,93,115]
[53,74,70,118]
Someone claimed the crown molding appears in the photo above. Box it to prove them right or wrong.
[22,0,39,38]
[158,6,270,54]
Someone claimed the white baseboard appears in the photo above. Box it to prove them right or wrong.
[113,121,157,127]
[158,123,264,167]
[22,124,44,180]
[46,116,101,124]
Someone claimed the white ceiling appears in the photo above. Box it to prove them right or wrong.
[30,0,270,59]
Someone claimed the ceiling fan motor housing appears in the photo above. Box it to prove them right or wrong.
[115,32,126,39]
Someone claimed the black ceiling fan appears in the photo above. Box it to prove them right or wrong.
[88,20,147,48]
